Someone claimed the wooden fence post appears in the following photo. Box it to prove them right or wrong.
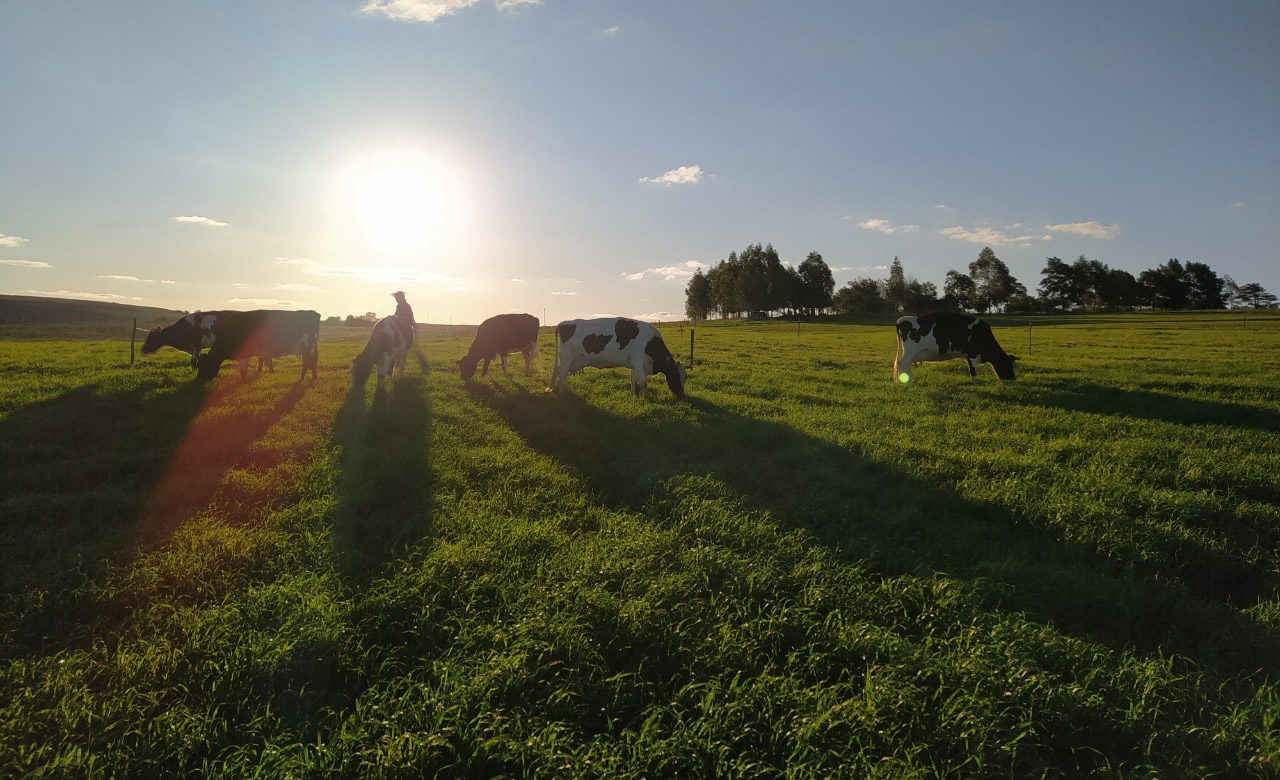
[690,328,695,367]
[1027,316,1032,355]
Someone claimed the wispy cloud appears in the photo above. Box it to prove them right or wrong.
[640,164,703,186]
[940,225,1040,246]
[231,282,251,289]
[277,256,467,286]
[509,277,525,283]
[172,215,228,227]
[231,297,297,307]
[1,259,53,268]
[361,0,534,23]
[274,282,320,292]
[622,260,707,281]
[858,218,919,234]
[20,289,144,302]
[551,291,577,296]
[0,232,30,248]
[1043,221,1120,239]
[830,264,889,273]
[934,203,949,210]
[1230,200,1246,208]
[602,25,620,35]
[98,274,176,284]
[496,0,540,9]
[631,311,677,322]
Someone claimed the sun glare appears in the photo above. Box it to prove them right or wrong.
[341,148,468,255]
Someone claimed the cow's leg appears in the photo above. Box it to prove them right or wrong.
[967,358,978,383]
[500,353,509,376]
[239,359,249,379]
[481,357,491,377]
[190,349,200,370]
[310,347,318,380]
[522,343,535,375]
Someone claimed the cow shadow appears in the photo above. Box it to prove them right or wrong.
[467,383,1280,682]
[1020,381,1280,434]
[0,380,208,657]
[330,374,434,585]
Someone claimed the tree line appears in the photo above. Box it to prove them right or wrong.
[685,243,1275,319]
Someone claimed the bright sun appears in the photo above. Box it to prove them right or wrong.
[342,148,468,254]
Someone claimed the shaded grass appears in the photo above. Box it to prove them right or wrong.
[1,313,1278,776]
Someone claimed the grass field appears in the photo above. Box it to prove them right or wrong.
[2,312,1278,776]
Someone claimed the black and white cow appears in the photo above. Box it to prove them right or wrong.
[894,312,1017,382]
[460,312,539,380]
[142,311,233,370]
[195,310,320,382]
[546,317,688,397]
[352,293,415,388]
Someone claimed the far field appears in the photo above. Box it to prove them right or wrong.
[1,312,1278,776]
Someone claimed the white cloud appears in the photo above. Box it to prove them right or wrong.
[1006,223,1023,230]
[940,225,1040,246]
[361,0,477,22]
[278,256,467,286]
[509,277,525,283]
[275,282,320,292]
[98,274,178,284]
[1043,221,1120,239]
[1042,235,1053,242]
[0,232,30,247]
[1019,243,1033,248]
[551,291,577,296]
[172,215,228,227]
[640,164,703,186]
[830,264,889,273]
[20,289,144,302]
[231,297,297,307]
[496,0,540,9]
[858,218,919,234]
[622,259,707,282]
[231,282,251,289]
[1230,200,1246,208]
[602,25,620,35]
[934,203,948,210]
[631,311,677,322]
[1,259,53,268]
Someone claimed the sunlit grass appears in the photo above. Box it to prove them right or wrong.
[1,312,1278,776]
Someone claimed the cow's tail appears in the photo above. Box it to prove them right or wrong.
[547,325,561,392]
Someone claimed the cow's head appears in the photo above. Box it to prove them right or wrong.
[991,352,1018,380]
[458,354,481,381]
[664,362,690,398]
[351,354,373,386]
[140,327,165,355]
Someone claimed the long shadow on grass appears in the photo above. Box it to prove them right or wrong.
[331,372,434,585]
[469,382,1280,681]
[0,380,208,657]
[0,375,319,658]
[1021,381,1280,434]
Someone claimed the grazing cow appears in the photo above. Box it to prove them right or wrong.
[195,309,320,381]
[894,312,1017,382]
[352,292,415,389]
[546,317,688,398]
[460,312,540,380]
[142,311,231,370]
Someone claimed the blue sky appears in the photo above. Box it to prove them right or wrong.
[2,1,1276,322]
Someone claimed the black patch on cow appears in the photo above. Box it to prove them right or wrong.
[614,318,641,349]
[558,322,577,343]
[644,334,685,396]
[583,333,612,354]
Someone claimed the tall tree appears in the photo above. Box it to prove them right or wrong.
[1237,282,1277,309]
[883,256,907,312]
[737,244,771,318]
[1184,261,1226,309]
[797,251,835,315]
[968,247,1024,312]
[1138,259,1190,309]
[1038,257,1079,309]
[684,268,712,321]
[1223,275,1244,308]
[944,270,977,311]
[833,277,890,315]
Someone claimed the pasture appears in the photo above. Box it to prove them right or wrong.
[1,313,1278,776]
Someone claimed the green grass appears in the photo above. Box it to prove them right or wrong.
[1,312,1278,776]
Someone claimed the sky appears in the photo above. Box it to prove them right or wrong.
[2,1,1277,323]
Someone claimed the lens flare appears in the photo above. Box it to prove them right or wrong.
[898,372,910,383]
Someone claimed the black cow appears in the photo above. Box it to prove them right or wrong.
[459,312,540,380]
[195,309,320,381]
[894,312,1017,382]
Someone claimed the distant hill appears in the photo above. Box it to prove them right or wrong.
[0,295,187,340]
